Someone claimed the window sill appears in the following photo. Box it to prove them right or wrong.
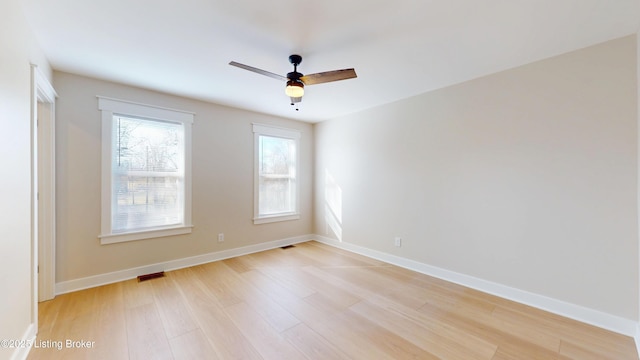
[253,213,300,225]
[99,225,193,244]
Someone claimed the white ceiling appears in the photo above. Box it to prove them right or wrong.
[21,0,639,123]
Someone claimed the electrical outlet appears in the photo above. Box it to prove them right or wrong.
[394,236,402,247]
[218,233,224,242]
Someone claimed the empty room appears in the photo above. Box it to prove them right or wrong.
[3,0,640,359]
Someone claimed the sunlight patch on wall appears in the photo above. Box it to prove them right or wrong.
[324,169,343,241]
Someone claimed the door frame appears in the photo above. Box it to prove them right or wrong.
[31,65,57,322]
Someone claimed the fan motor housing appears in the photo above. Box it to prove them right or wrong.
[287,71,303,81]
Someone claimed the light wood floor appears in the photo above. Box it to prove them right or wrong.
[28,241,638,360]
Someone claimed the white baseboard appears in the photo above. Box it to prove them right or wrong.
[313,235,638,338]
[10,323,36,360]
[55,234,313,295]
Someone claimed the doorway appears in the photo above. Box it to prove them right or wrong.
[31,65,56,334]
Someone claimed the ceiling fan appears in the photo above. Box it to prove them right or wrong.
[229,55,357,109]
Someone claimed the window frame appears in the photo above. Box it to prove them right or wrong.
[252,123,301,224]
[98,96,194,244]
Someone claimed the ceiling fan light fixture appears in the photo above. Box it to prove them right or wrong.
[230,55,356,108]
[285,80,304,98]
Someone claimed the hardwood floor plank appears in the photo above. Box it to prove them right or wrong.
[90,283,128,360]
[558,336,639,360]
[224,301,308,360]
[491,346,564,360]
[151,275,199,339]
[271,286,345,328]
[260,266,360,308]
[417,301,563,358]
[303,241,387,266]
[281,323,351,360]
[169,329,219,360]
[125,303,173,360]
[172,268,263,360]
[221,256,253,273]
[315,307,440,360]
[35,297,63,335]
[318,265,432,309]
[492,304,639,359]
[57,286,98,320]
[356,289,500,359]
[240,268,310,302]
[298,250,600,359]
[198,255,305,337]
[350,299,497,360]
[301,264,377,299]
[188,263,243,307]
[122,278,155,309]
[43,290,99,360]
[245,247,319,269]
[257,266,317,298]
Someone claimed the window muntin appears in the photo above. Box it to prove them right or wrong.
[253,124,300,224]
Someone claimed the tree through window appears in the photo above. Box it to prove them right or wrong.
[112,115,184,232]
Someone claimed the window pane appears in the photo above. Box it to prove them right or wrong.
[111,116,184,232]
[112,116,182,172]
[113,175,183,231]
[258,135,296,215]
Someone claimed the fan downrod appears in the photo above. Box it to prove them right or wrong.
[287,54,304,81]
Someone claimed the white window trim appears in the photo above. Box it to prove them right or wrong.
[253,123,301,224]
[98,96,194,244]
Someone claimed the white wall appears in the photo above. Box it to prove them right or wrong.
[315,35,638,321]
[53,72,313,283]
[0,1,51,359]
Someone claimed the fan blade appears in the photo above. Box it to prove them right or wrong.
[290,96,302,104]
[229,61,287,81]
[300,68,357,85]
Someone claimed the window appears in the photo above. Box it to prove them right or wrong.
[253,124,300,224]
[98,97,193,244]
